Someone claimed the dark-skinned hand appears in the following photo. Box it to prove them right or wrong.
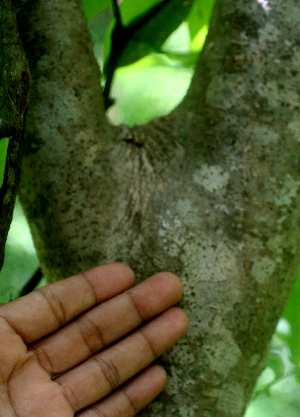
[0,263,188,416]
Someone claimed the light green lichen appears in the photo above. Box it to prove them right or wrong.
[182,234,238,284]
[206,74,245,109]
[193,164,230,195]
[275,174,300,206]
[265,81,300,108]
[244,123,279,144]
[251,256,276,284]
[203,317,242,378]
[258,22,280,43]
[215,383,245,416]
[288,118,300,143]
[176,198,204,228]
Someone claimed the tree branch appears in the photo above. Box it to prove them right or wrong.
[0,0,29,271]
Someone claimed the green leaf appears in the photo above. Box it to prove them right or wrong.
[107,53,193,126]
[104,0,193,70]
[120,0,163,26]
[188,0,216,51]
[295,365,300,384]
[283,271,300,363]
[267,352,285,379]
[188,0,215,37]
[82,0,111,20]
[0,137,11,188]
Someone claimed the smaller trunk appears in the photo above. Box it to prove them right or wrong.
[0,0,30,270]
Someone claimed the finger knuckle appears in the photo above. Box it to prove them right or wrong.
[94,356,120,391]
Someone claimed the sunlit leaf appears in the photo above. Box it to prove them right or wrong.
[162,22,191,54]
[191,24,209,52]
[107,53,193,126]
[188,0,215,41]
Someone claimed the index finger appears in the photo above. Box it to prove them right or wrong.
[0,263,135,344]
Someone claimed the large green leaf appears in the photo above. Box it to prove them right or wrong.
[0,137,11,188]
[107,53,193,126]
[103,0,194,90]
[83,0,165,23]
[120,0,164,26]
[188,0,215,51]
[188,0,215,38]
[82,0,111,20]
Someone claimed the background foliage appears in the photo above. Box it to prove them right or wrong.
[1,0,300,415]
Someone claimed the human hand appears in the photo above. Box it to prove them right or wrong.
[0,263,188,416]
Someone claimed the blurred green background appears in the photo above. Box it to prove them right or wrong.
[1,0,300,415]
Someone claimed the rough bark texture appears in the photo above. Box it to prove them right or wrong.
[0,0,29,270]
[18,0,300,416]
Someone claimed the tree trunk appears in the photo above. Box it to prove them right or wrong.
[18,0,300,416]
[0,0,29,270]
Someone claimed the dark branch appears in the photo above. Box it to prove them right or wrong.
[0,0,30,272]
[111,0,122,27]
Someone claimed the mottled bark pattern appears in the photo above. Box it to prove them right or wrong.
[0,0,29,270]
[19,0,300,416]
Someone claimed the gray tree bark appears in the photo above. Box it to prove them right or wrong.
[17,0,300,416]
[0,0,29,270]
